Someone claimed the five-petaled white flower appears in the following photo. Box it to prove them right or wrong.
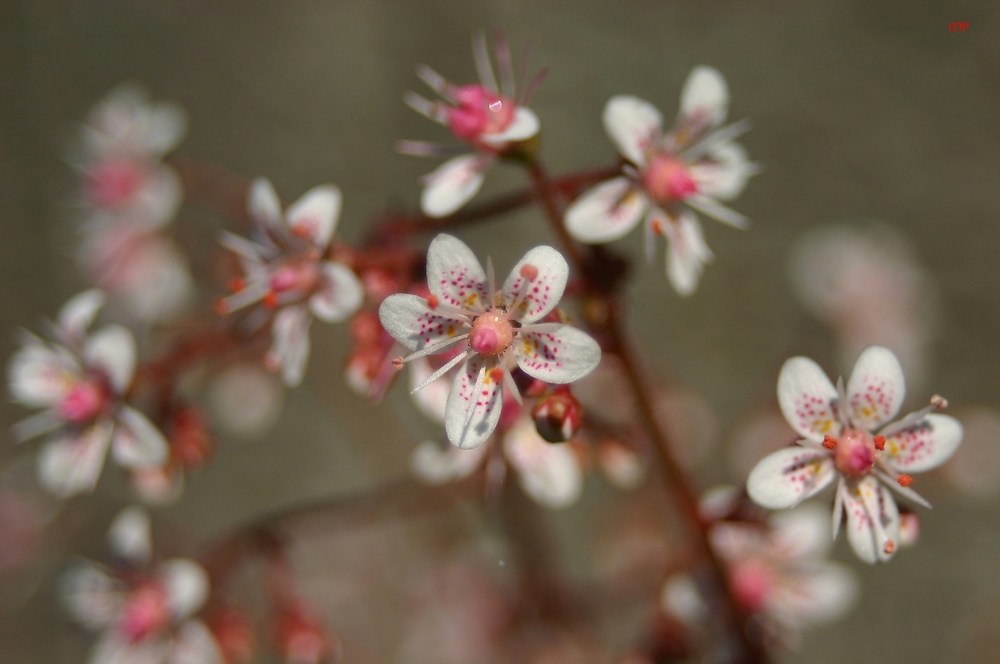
[217,178,364,387]
[76,86,194,323]
[399,33,542,218]
[62,507,222,664]
[565,66,759,296]
[747,346,963,563]
[7,290,168,497]
[379,234,601,449]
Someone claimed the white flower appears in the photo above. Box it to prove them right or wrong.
[565,66,759,296]
[410,413,584,510]
[707,504,859,649]
[62,507,222,664]
[399,33,542,217]
[379,234,601,449]
[746,346,963,563]
[217,178,364,386]
[75,86,194,323]
[7,290,168,497]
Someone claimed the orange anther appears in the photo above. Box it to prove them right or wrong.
[897,474,914,487]
[822,434,838,450]
[391,356,404,370]
[884,540,896,555]
[427,294,440,310]
[874,435,886,450]
[520,264,539,282]
[489,367,504,384]
[213,298,230,316]
[651,219,664,235]
[263,292,279,309]
[228,277,246,293]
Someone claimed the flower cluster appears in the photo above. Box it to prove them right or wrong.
[747,346,962,563]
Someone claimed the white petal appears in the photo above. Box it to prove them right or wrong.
[565,178,647,245]
[248,178,283,235]
[7,340,80,407]
[169,620,224,664]
[502,245,569,323]
[85,325,136,393]
[108,506,152,565]
[268,306,312,387]
[770,562,858,626]
[112,407,169,468]
[597,442,646,490]
[689,141,755,201]
[444,356,503,450]
[514,325,602,384]
[309,262,363,323]
[131,165,183,230]
[378,293,471,353]
[481,106,540,145]
[845,346,905,430]
[602,95,663,166]
[883,413,963,473]
[503,418,583,509]
[746,446,837,509]
[420,155,489,218]
[770,502,833,561]
[663,210,714,297]
[660,574,708,625]
[425,234,491,312]
[58,289,107,337]
[679,66,729,131]
[37,420,113,497]
[409,358,450,424]
[116,236,195,324]
[777,356,841,443]
[143,102,187,156]
[61,562,125,630]
[842,476,899,564]
[90,632,169,664]
[286,184,342,249]
[410,440,487,484]
[159,559,210,619]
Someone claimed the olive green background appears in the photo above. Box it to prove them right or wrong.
[1,1,999,662]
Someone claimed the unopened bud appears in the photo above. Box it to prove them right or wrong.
[208,606,255,664]
[532,388,584,443]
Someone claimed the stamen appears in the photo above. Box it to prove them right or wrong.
[391,356,404,370]
[884,540,896,555]
[472,33,499,93]
[427,294,440,310]
[409,351,468,393]
[897,474,914,487]
[931,394,948,410]
[874,435,886,451]
[822,435,837,450]
[263,292,279,309]
[229,278,246,293]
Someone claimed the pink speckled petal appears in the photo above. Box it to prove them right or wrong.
[426,234,491,313]
[777,356,841,443]
[845,346,905,431]
[663,209,714,297]
[565,177,647,245]
[286,184,341,250]
[444,356,503,450]
[602,95,663,167]
[309,262,363,323]
[420,155,489,218]
[678,65,729,132]
[842,476,899,564]
[883,413,963,473]
[501,245,569,323]
[248,178,283,237]
[746,446,836,510]
[514,325,601,384]
[378,293,471,353]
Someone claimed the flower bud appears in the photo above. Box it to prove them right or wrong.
[208,606,255,664]
[532,388,584,443]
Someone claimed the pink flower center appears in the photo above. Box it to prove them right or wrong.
[57,379,109,424]
[270,261,320,294]
[729,560,774,613]
[641,154,698,205]
[445,85,516,145]
[834,428,877,477]
[87,158,145,208]
[469,312,514,357]
[119,582,170,644]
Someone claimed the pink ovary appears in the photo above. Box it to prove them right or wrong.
[835,429,876,476]
[57,380,108,423]
[118,583,170,643]
[445,85,516,145]
[642,155,698,205]
[88,158,145,208]
[729,560,774,613]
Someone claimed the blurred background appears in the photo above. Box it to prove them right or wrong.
[1,1,999,662]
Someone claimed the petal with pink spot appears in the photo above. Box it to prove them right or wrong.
[8,340,80,408]
[777,356,841,443]
[309,261,363,323]
[420,154,489,218]
[689,141,755,201]
[502,245,568,323]
[481,106,540,145]
[565,177,648,245]
[37,419,114,497]
[248,178,283,236]
[444,356,503,450]
[663,209,714,297]
[883,413,963,473]
[112,406,169,468]
[678,66,729,133]
[85,324,137,393]
[426,234,491,312]
[514,326,601,384]
[845,346,905,431]
[602,95,663,167]
[286,184,341,250]
[379,293,471,353]
[747,446,836,510]
[842,476,899,564]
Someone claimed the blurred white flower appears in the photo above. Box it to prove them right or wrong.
[566,66,759,295]
[941,406,1000,499]
[8,290,168,497]
[207,363,285,441]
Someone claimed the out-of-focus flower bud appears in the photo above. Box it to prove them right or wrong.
[208,605,255,664]
[898,511,920,548]
[273,599,340,664]
[532,387,584,443]
[348,311,382,346]
[170,407,213,470]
